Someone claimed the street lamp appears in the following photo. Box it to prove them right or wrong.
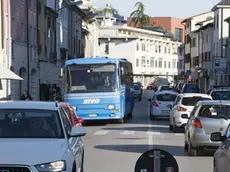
[56,1,83,12]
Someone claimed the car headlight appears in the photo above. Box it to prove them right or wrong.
[35,160,66,172]
[108,104,115,109]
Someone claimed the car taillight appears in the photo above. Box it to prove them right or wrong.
[77,118,84,123]
[152,102,159,107]
[192,118,202,128]
[176,106,187,111]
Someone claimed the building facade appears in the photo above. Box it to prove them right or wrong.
[11,0,38,100]
[99,25,181,86]
[181,11,214,83]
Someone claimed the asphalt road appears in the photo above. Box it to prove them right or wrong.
[83,91,213,172]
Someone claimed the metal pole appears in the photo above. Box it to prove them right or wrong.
[26,0,30,92]
[153,150,164,172]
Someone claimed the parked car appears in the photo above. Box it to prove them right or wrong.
[184,100,230,156]
[210,88,230,100]
[210,123,230,172]
[60,102,84,127]
[148,91,178,120]
[134,82,143,95]
[133,84,142,101]
[0,101,86,172]
[169,93,212,132]
[206,85,229,94]
[181,83,200,93]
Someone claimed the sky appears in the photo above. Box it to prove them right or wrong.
[92,0,220,19]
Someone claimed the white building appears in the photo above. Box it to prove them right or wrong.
[98,25,181,86]
[211,1,230,85]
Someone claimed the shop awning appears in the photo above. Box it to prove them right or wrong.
[0,64,23,80]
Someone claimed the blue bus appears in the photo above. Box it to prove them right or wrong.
[64,57,135,123]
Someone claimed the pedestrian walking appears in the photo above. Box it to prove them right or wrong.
[20,89,32,100]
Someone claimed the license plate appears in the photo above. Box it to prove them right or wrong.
[88,114,97,117]
[162,110,170,113]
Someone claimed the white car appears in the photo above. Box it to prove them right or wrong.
[148,91,178,120]
[0,101,86,172]
[169,93,212,132]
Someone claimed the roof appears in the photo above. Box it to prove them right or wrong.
[195,23,214,32]
[179,93,212,98]
[0,101,59,110]
[99,35,138,39]
[212,0,230,11]
[195,17,214,26]
[197,100,230,105]
[181,11,211,23]
[65,57,130,66]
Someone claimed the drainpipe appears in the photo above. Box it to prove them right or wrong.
[26,0,30,92]
[220,8,224,83]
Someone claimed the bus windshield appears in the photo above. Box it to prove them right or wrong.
[66,63,117,93]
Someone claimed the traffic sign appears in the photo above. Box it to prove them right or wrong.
[134,149,179,172]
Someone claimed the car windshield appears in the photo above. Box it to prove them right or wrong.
[66,63,117,93]
[0,109,64,138]
[211,91,230,100]
[156,94,177,102]
[183,84,199,93]
[199,105,230,119]
[182,97,211,106]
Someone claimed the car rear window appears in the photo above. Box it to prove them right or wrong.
[182,97,211,106]
[156,94,177,102]
[211,91,230,100]
[199,105,230,119]
[183,84,199,93]
[161,86,173,90]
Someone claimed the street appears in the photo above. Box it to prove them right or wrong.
[83,91,213,172]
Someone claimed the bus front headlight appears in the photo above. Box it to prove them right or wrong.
[108,104,115,109]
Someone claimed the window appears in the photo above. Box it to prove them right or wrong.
[168,48,171,54]
[105,43,109,54]
[179,59,183,69]
[20,23,24,41]
[159,46,161,53]
[172,61,176,68]
[211,91,230,100]
[155,60,158,67]
[136,43,139,51]
[217,14,219,29]
[0,109,64,138]
[28,0,32,8]
[156,94,177,102]
[192,38,196,47]
[158,58,162,68]
[175,28,182,42]
[155,45,158,53]
[120,62,133,85]
[141,43,145,51]
[136,58,139,66]
[164,61,166,68]
[206,34,208,43]
[168,61,171,68]
[60,108,72,135]
[150,58,154,67]
[141,57,145,67]
[199,105,230,119]
[182,97,211,106]
[164,47,167,53]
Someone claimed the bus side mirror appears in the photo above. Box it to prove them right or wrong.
[59,68,64,77]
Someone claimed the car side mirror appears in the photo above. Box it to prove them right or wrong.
[69,126,86,137]
[210,132,225,142]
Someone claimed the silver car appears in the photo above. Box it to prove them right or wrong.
[184,100,230,156]
[210,123,230,172]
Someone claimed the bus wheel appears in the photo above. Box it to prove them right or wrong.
[117,117,124,124]
[128,112,132,119]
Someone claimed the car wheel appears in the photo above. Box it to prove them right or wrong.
[150,114,154,120]
[169,125,173,131]
[188,142,198,156]
[172,122,178,133]
[81,152,84,172]
[128,112,132,119]
[184,142,188,151]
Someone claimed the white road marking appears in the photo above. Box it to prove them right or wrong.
[93,130,110,135]
[120,130,135,135]
[146,131,161,135]
[174,133,183,136]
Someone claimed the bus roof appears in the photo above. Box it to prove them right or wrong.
[65,57,130,66]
